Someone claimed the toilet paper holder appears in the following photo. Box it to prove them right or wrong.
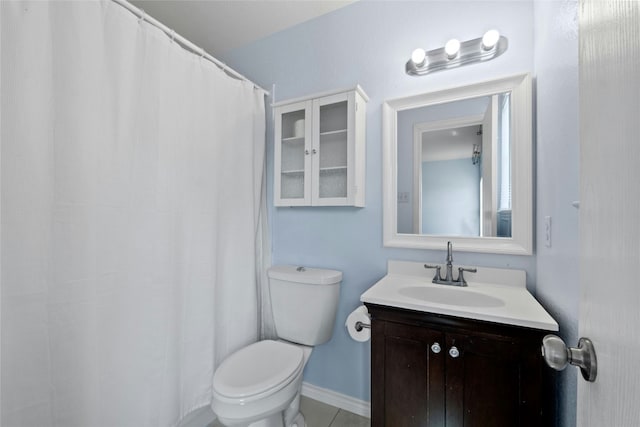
[355,321,370,332]
[346,305,371,342]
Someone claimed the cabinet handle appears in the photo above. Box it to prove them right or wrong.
[305,149,310,155]
[312,148,317,154]
[449,346,460,358]
[431,342,441,354]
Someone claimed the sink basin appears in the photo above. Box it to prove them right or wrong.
[398,286,505,308]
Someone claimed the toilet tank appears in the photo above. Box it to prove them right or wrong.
[268,265,342,346]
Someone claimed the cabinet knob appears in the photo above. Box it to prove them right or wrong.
[305,149,310,155]
[449,346,460,358]
[312,148,317,154]
[430,342,441,354]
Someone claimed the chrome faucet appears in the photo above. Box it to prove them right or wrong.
[424,241,477,287]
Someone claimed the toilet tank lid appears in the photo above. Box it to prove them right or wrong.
[268,265,342,285]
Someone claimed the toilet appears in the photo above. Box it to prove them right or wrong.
[212,265,342,427]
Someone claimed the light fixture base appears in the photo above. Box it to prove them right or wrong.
[406,35,508,76]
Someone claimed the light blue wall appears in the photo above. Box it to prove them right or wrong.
[533,1,580,426]
[422,159,481,236]
[223,0,541,406]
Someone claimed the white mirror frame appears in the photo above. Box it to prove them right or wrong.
[382,73,532,255]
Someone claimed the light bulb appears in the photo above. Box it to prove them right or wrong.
[482,29,500,50]
[411,48,427,66]
[444,39,461,59]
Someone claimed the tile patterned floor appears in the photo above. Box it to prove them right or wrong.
[209,396,370,427]
[300,396,370,427]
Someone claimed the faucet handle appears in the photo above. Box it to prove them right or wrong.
[424,264,442,282]
[456,267,477,286]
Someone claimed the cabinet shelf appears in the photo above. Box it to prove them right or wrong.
[281,136,305,142]
[319,166,347,172]
[283,167,347,174]
[319,129,347,137]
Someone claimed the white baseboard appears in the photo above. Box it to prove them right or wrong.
[301,382,370,419]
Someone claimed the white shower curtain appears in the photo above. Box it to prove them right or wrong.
[1,1,266,426]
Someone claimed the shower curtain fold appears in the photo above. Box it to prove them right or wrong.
[1,1,266,426]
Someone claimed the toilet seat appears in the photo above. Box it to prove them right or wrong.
[213,340,304,404]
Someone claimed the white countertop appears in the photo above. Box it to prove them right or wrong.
[360,261,559,331]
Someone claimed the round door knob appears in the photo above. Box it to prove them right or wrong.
[541,335,569,370]
[431,342,441,354]
[541,335,597,382]
[449,346,460,358]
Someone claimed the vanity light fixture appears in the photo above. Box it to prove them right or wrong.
[406,30,508,76]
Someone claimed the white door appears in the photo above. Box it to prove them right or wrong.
[578,0,640,425]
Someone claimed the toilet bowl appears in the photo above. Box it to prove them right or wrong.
[212,340,310,427]
[211,266,342,427]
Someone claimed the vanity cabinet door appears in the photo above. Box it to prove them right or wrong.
[372,320,445,427]
[445,333,527,427]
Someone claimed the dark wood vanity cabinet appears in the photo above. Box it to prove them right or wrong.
[367,304,554,427]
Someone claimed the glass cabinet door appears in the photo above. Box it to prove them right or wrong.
[318,101,348,198]
[275,101,311,205]
[312,92,352,204]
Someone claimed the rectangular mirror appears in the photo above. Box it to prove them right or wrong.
[383,74,532,254]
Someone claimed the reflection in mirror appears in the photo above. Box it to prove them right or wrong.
[396,94,512,238]
[382,73,532,254]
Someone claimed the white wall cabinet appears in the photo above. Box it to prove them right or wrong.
[273,86,368,207]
